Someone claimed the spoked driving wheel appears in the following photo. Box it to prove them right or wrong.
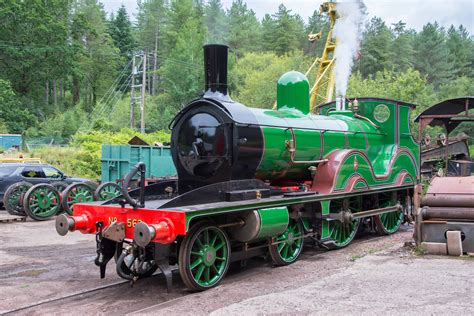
[3,182,32,216]
[328,198,361,249]
[179,222,231,291]
[61,183,95,215]
[23,184,60,221]
[269,218,304,266]
[94,182,122,201]
[374,192,403,235]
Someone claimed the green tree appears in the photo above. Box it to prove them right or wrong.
[413,22,454,87]
[204,0,227,44]
[348,69,436,112]
[226,0,262,55]
[71,0,120,108]
[357,17,394,77]
[0,80,37,134]
[391,21,415,72]
[160,0,205,108]
[446,25,473,77]
[108,5,135,60]
[262,4,306,56]
[136,0,168,95]
[0,0,71,111]
[230,52,310,108]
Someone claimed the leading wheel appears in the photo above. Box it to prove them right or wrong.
[61,183,95,215]
[4,182,32,216]
[327,198,361,249]
[94,182,121,201]
[23,184,60,221]
[269,218,304,266]
[178,222,231,291]
[374,193,403,235]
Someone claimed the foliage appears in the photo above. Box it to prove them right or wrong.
[0,79,37,134]
[230,52,310,108]
[348,68,436,110]
[204,0,227,43]
[261,4,306,56]
[226,0,262,55]
[32,129,171,179]
[357,17,394,76]
[413,22,454,87]
[108,5,135,60]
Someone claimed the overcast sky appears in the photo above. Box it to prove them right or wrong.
[102,0,474,33]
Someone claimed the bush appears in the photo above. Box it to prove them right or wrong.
[31,128,171,180]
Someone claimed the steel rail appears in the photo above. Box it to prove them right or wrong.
[1,280,130,315]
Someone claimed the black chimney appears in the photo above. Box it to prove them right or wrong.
[204,44,229,97]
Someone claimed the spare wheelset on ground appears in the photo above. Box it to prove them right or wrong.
[23,183,61,221]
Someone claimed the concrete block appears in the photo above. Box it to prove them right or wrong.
[446,231,463,256]
[421,242,447,255]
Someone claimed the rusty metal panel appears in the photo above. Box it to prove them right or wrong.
[422,176,474,207]
[421,221,474,253]
[426,176,474,195]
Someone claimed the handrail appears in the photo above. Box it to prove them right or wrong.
[286,128,328,165]
[122,162,146,209]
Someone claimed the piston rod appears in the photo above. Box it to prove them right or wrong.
[328,204,402,223]
[351,204,402,219]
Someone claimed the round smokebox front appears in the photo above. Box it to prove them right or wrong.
[172,103,233,187]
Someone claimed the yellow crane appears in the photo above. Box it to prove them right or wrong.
[272,2,338,113]
[307,1,338,113]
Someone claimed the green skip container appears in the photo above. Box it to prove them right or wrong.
[101,144,177,183]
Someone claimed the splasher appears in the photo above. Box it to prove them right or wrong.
[333,1,367,111]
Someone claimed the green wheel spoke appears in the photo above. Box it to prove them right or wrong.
[194,265,205,281]
[195,237,204,248]
[210,234,218,247]
[282,244,289,258]
[277,242,285,252]
[184,225,230,289]
[190,258,203,270]
[204,267,210,282]
[214,241,225,251]
[271,218,304,264]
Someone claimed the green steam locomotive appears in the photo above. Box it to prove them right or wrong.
[56,44,419,291]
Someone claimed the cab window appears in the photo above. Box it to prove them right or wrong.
[43,166,62,178]
[21,166,44,178]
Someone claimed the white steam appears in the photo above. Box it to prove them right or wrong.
[333,0,367,97]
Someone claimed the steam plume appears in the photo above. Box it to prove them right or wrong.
[333,1,367,97]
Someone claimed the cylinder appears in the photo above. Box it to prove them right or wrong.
[230,207,289,242]
[204,44,229,96]
[422,207,474,220]
[422,194,474,208]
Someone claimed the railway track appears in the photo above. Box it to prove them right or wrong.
[2,280,130,315]
[1,228,409,315]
